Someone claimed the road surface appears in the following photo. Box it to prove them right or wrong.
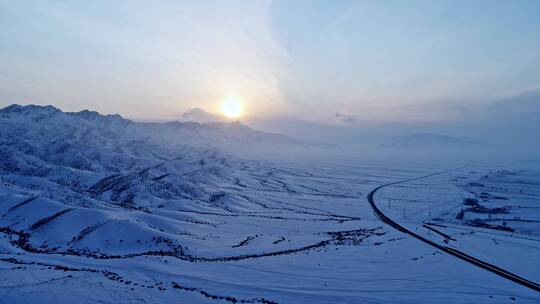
[366,166,540,292]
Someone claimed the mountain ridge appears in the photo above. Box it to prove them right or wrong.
[0,103,307,150]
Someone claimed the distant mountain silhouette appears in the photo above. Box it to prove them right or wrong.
[381,132,483,149]
[180,107,223,123]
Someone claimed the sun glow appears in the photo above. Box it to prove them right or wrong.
[220,96,244,119]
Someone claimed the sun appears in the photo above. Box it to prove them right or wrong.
[220,96,244,119]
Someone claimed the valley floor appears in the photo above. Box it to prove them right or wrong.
[1,156,539,303]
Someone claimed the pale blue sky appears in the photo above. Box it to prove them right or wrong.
[1,0,539,123]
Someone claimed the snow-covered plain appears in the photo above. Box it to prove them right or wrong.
[0,105,538,303]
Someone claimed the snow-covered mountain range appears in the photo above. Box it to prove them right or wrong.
[1,104,307,163]
[0,104,538,303]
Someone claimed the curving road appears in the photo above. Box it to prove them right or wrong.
[367,166,540,292]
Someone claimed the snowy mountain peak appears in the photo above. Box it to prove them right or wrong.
[0,104,60,117]
[68,109,132,125]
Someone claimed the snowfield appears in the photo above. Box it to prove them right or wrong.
[0,105,538,303]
